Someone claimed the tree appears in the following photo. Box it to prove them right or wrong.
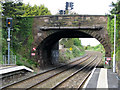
[110,1,120,14]
[1,0,51,67]
[2,1,24,17]
[22,4,51,16]
[73,38,81,46]
[2,1,51,17]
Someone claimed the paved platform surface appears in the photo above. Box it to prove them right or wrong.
[83,68,120,89]
[0,66,34,74]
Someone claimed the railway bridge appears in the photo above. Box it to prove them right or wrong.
[20,15,111,67]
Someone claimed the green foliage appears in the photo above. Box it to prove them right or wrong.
[84,44,105,53]
[72,45,82,57]
[73,38,81,46]
[110,1,120,14]
[22,4,51,16]
[107,1,120,61]
[2,1,51,17]
[2,1,24,17]
[0,3,2,61]
[1,1,51,68]
[61,38,82,48]
[64,38,74,48]
[59,38,85,62]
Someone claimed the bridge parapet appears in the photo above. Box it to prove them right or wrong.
[34,15,108,30]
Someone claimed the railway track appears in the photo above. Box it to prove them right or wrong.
[1,53,90,89]
[27,55,98,89]
[1,51,102,89]
[51,55,102,89]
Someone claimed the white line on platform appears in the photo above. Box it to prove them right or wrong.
[97,68,108,88]
[83,68,96,88]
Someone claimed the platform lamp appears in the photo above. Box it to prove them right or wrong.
[113,14,116,73]
[109,4,117,73]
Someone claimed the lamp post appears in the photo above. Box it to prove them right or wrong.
[113,14,116,73]
[109,4,117,72]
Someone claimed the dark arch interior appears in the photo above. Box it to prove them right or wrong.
[40,30,93,48]
[37,30,106,65]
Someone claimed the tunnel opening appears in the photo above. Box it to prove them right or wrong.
[36,30,110,67]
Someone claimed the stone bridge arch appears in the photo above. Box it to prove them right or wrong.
[33,30,111,67]
[31,15,111,67]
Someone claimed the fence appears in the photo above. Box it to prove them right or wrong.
[2,55,16,65]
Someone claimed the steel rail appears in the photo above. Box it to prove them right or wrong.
[26,55,92,89]
[53,57,99,88]
[77,58,102,89]
[51,55,98,90]
[65,56,100,88]
[1,54,89,89]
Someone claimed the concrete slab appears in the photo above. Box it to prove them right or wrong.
[0,66,34,75]
[85,68,100,88]
[83,68,119,89]
[107,69,118,88]
[0,66,16,70]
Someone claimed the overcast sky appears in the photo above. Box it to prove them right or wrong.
[23,0,117,46]
[23,0,117,15]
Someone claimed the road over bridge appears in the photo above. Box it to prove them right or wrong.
[16,15,111,67]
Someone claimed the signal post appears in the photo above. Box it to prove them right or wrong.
[6,18,12,65]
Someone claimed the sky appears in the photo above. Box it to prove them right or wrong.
[23,0,117,46]
[79,38,100,46]
[23,0,117,15]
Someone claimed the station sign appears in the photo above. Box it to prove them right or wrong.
[31,53,35,56]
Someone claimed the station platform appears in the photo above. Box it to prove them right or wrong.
[83,68,120,89]
[0,66,34,75]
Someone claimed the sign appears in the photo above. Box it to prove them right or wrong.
[7,38,10,42]
[70,47,72,51]
[33,47,36,51]
[31,53,35,56]
[106,57,111,61]
[105,61,108,64]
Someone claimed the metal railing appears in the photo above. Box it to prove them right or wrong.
[2,55,16,65]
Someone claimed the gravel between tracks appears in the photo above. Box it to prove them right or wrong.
[3,54,89,89]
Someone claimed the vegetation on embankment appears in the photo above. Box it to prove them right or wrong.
[107,15,120,62]
[0,3,2,63]
[1,0,85,68]
[84,44,105,59]
[108,1,120,76]
[107,1,120,62]
[59,38,85,63]
[84,44,105,53]
[84,44,105,68]
[1,0,51,69]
